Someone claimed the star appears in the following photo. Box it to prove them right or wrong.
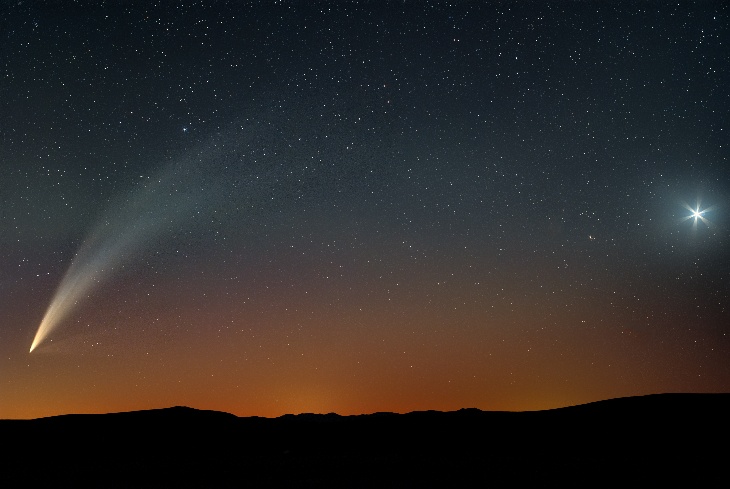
[681,200,715,230]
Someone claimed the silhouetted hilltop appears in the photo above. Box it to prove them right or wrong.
[3,394,728,487]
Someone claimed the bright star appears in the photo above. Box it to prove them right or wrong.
[680,199,715,230]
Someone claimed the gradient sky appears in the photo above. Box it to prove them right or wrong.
[1,1,729,419]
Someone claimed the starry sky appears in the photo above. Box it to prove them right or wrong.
[1,1,729,419]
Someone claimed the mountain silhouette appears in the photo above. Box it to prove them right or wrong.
[3,393,727,487]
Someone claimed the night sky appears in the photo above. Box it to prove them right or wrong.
[2,1,729,419]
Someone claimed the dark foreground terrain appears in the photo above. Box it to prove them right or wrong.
[2,393,728,487]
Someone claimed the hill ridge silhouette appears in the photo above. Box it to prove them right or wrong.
[16,391,726,421]
[3,393,727,487]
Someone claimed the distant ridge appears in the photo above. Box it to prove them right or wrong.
[35,404,239,421]
[4,393,727,487]
[16,391,729,421]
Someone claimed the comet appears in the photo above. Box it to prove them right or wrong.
[30,174,196,352]
[29,131,243,353]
